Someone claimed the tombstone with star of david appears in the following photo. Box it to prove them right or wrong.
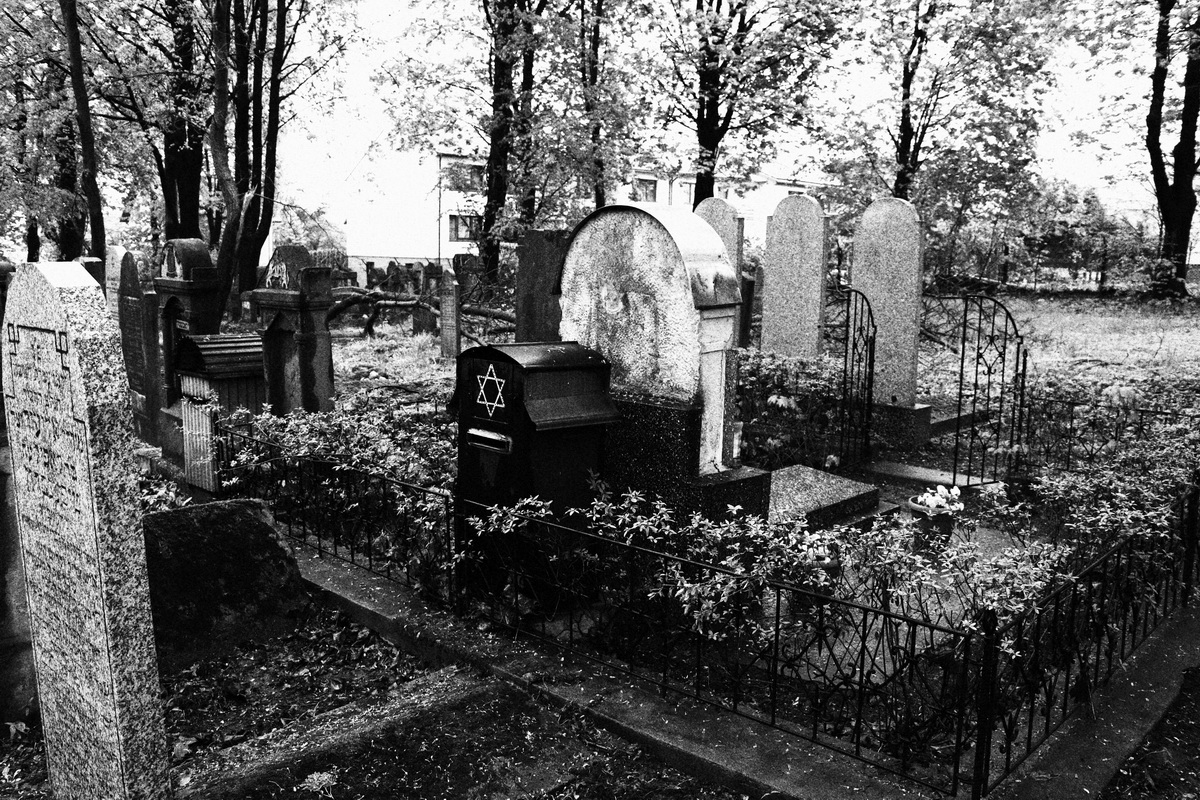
[450,341,621,514]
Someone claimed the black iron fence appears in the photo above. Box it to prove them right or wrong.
[1020,398,1200,477]
[737,288,876,470]
[214,425,1200,797]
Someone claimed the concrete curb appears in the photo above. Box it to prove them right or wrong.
[297,548,1200,800]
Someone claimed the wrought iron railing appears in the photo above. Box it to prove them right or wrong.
[213,424,1199,797]
[736,287,876,470]
[1020,398,1200,477]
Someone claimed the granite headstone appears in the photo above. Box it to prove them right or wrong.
[515,229,569,342]
[853,197,923,407]
[2,262,169,799]
[695,198,750,348]
[762,195,827,360]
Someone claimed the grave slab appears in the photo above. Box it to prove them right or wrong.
[768,464,879,529]
[2,262,169,799]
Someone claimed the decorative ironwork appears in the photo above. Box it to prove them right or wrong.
[212,427,1200,798]
[734,287,876,471]
[930,295,1029,486]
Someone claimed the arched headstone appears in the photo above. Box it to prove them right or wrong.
[695,198,752,348]
[853,197,923,408]
[762,195,827,359]
[560,203,740,474]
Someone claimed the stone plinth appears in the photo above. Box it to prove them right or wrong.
[853,198,923,407]
[2,262,169,799]
[252,266,335,414]
[762,195,827,360]
[515,229,569,342]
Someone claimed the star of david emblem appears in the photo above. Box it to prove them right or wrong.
[476,364,506,418]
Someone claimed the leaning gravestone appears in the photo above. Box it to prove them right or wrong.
[762,194,827,360]
[2,262,170,799]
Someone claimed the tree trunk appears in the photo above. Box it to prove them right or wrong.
[59,0,105,262]
[582,0,605,208]
[481,0,518,285]
[163,0,205,239]
[1147,0,1198,293]
[49,119,86,260]
[25,219,40,263]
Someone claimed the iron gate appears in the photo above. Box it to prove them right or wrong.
[938,295,1028,486]
[825,286,877,464]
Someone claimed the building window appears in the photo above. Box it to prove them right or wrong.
[677,181,695,207]
[449,214,483,242]
[443,163,486,193]
[631,178,657,203]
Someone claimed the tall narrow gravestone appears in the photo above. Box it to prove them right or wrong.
[853,197,929,446]
[762,194,827,359]
[695,198,752,348]
[2,262,170,799]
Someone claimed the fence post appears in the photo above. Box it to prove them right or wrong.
[1183,483,1199,606]
[971,610,1000,800]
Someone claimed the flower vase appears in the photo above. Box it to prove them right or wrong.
[907,496,954,552]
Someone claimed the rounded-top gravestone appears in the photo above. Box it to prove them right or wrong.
[762,194,828,359]
[559,203,739,399]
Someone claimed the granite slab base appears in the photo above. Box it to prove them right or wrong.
[769,465,879,529]
[872,403,932,450]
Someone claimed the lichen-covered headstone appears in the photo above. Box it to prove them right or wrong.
[2,262,169,799]
[559,204,741,474]
[762,195,827,359]
[853,197,923,407]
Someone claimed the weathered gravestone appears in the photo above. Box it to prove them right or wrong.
[118,250,161,444]
[261,244,314,289]
[515,229,569,342]
[105,245,128,315]
[440,261,461,359]
[252,267,334,414]
[559,204,770,517]
[852,197,929,446]
[413,262,440,336]
[762,195,828,360]
[2,262,169,799]
[695,198,753,348]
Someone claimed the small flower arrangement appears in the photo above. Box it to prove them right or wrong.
[912,485,964,513]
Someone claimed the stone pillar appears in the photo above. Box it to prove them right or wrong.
[440,262,461,359]
[413,263,440,336]
[515,229,569,342]
[695,199,750,349]
[762,195,827,360]
[2,262,169,799]
[252,267,335,414]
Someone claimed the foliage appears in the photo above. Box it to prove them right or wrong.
[140,474,193,513]
[734,348,843,469]
[222,390,456,489]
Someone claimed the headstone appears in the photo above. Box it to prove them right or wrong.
[252,267,335,414]
[762,195,828,360]
[560,204,770,517]
[118,251,161,443]
[853,197,923,408]
[2,262,169,799]
[515,229,568,342]
[413,263,440,336]
[261,244,314,290]
[695,198,750,348]
[105,245,128,314]
[77,256,104,291]
[560,204,740,476]
[440,262,461,358]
